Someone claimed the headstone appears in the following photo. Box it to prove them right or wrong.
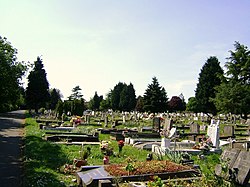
[190,123,200,134]
[216,148,250,186]
[207,119,220,149]
[223,126,234,137]
[122,115,126,124]
[163,119,173,131]
[104,116,108,127]
[232,151,250,185]
[246,119,250,126]
[200,125,206,131]
[153,117,161,132]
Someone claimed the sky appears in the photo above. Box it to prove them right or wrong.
[1,0,250,101]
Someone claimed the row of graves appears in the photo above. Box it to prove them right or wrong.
[36,112,250,186]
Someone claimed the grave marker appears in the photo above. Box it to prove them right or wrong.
[223,126,234,137]
[153,117,161,132]
[190,123,200,134]
[207,119,220,149]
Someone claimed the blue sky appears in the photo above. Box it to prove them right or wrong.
[1,0,250,101]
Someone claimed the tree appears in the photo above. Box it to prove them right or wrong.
[143,77,168,113]
[26,57,50,112]
[110,82,136,111]
[111,82,124,110]
[49,88,62,110]
[0,36,27,112]
[89,91,103,111]
[68,85,83,100]
[213,82,250,117]
[168,96,185,112]
[213,42,250,118]
[186,97,198,112]
[100,92,112,111]
[119,83,136,111]
[225,42,250,85]
[135,96,144,112]
[195,56,223,115]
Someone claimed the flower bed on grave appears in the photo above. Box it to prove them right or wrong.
[104,160,191,176]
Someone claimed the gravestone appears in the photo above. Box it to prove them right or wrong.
[216,148,250,186]
[190,123,200,134]
[207,119,220,149]
[232,151,250,185]
[223,126,234,137]
[104,116,108,127]
[153,117,161,132]
[122,115,126,124]
[200,125,206,131]
[163,119,173,131]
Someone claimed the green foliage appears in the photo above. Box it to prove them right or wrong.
[143,77,168,113]
[110,82,136,111]
[68,85,83,100]
[225,42,250,84]
[186,97,198,112]
[88,91,103,110]
[195,56,224,115]
[49,88,62,110]
[213,42,250,118]
[148,176,164,187]
[26,57,50,112]
[0,36,27,112]
[213,82,250,117]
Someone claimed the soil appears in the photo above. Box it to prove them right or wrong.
[104,160,191,176]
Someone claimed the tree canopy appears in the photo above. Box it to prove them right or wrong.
[195,56,223,115]
[25,57,50,112]
[143,77,168,113]
[213,42,250,118]
[0,36,27,112]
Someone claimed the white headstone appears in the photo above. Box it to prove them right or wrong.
[207,119,220,149]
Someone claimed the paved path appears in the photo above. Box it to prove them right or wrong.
[0,110,25,187]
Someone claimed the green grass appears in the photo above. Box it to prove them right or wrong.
[23,118,152,186]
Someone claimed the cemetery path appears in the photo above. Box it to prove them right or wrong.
[0,110,25,187]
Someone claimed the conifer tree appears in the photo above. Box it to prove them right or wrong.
[143,77,168,113]
[195,56,223,115]
[26,57,50,112]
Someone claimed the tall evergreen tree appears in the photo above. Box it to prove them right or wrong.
[213,42,250,118]
[111,82,124,110]
[26,57,50,112]
[68,85,83,100]
[49,88,62,110]
[0,36,27,112]
[143,77,168,113]
[126,83,136,111]
[195,56,223,115]
[89,91,103,111]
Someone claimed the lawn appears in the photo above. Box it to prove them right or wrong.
[23,117,230,187]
